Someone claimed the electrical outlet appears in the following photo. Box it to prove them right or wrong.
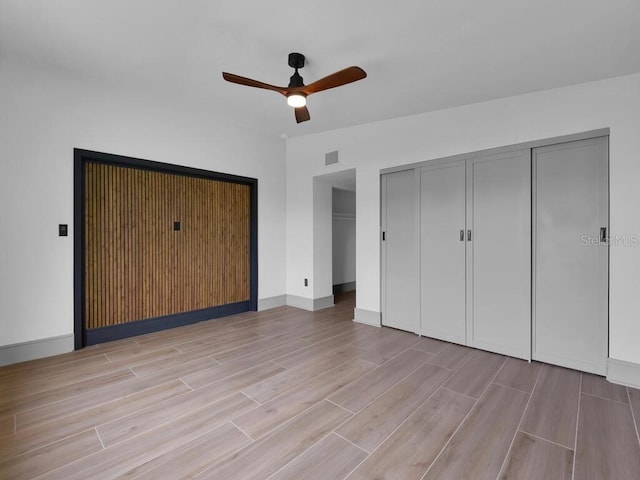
[304,278,308,287]
[58,224,68,237]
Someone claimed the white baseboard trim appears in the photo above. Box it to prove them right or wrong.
[0,334,74,367]
[286,294,335,311]
[354,308,381,327]
[313,295,335,311]
[258,295,287,311]
[607,358,640,389]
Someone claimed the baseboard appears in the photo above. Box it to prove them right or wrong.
[286,294,335,311]
[333,282,356,294]
[0,334,74,367]
[258,295,287,311]
[354,308,381,327]
[607,358,640,389]
[314,295,335,310]
[85,301,252,345]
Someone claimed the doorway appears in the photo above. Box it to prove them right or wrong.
[313,169,356,308]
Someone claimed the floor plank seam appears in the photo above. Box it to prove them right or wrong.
[263,431,338,480]
[424,346,470,372]
[478,357,506,386]
[270,359,289,369]
[440,386,479,402]
[102,391,239,450]
[332,431,370,455]
[491,353,510,378]
[571,373,583,480]
[363,341,418,366]
[3,370,138,421]
[233,397,328,442]
[458,348,483,371]
[29,450,91,480]
[580,390,630,406]
[339,441,372,480]
[354,358,379,368]
[422,360,456,372]
[338,356,433,416]
[517,430,576,451]
[229,419,256,442]
[495,364,542,479]
[419,387,480,479]
[324,398,355,415]
[357,378,451,461]
[178,378,194,391]
[238,389,262,406]
[94,427,106,449]
[626,387,640,449]
[13,382,151,435]
[2,367,126,406]
[491,380,535,395]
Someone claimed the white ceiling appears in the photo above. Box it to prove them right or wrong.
[1,0,639,138]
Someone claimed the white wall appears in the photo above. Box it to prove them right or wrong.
[332,189,356,286]
[0,58,287,348]
[286,73,640,365]
[312,179,333,299]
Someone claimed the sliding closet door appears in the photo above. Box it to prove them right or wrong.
[533,137,608,375]
[381,170,419,332]
[467,150,531,359]
[419,161,467,343]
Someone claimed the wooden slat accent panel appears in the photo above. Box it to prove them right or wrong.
[84,162,250,330]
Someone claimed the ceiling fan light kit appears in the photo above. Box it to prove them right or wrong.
[222,52,366,123]
[287,93,307,108]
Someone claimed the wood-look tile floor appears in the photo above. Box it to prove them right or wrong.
[1,292,640,479]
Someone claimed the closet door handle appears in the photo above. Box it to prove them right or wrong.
[460,229,465,241]
[467,229,472,241]
[600,227,607,243]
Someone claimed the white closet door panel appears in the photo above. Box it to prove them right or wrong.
[467,150,531,359]
[382,170,419,332]
[533,138,608,375]
[419,162,466,343]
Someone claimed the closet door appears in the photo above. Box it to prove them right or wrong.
[467,150,531,359]
[381,170,419,332]
[419,161,467,343]
[533,137,608,375]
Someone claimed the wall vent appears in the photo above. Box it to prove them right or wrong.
[325,150,339,166]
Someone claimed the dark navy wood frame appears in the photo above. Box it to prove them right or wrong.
[73,149,258,349]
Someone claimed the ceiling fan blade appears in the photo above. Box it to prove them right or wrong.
[222,72,287,95]
[295,106,311,123]
[302,66,367,95]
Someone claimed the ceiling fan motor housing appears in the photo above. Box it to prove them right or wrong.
[288,52,305,69]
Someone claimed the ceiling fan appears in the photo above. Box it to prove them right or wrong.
[222,53,367,123]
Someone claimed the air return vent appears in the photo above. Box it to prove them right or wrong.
[325,150,339,166]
